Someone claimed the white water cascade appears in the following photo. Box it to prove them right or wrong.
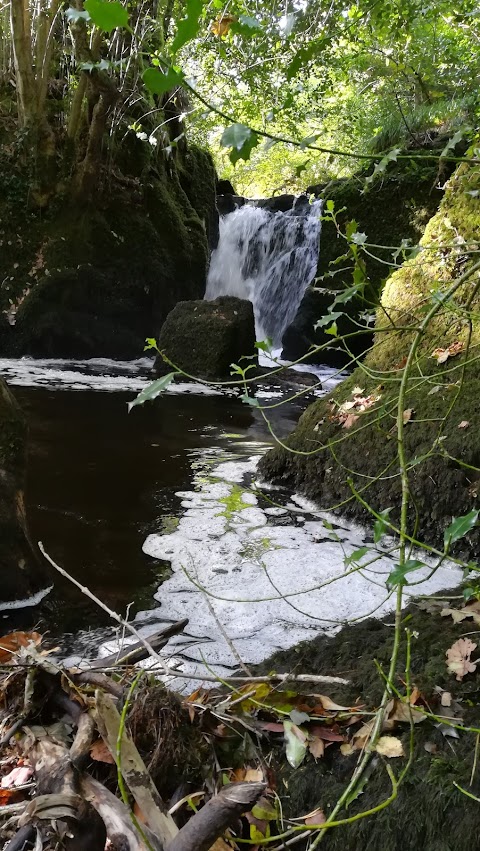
[205,198,322,345]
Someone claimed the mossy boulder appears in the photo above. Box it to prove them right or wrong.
[0,380,49,606]
[155,296,256,380]
[282,164,443,365]
[256,594,480,851]
[0,152,213,358]
[260,161,480,554]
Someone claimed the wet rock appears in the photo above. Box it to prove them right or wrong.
[155,296,256,380]
[283,168,443,366]
[282,285,372,368]
[0,379,49,607]
[216,195,247,216]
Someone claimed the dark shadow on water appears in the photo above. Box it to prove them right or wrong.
[4,385,309,643]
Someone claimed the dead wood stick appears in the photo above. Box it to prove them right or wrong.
[166,782,266,851]
[82,774,163,851]
[4,824,35,851]
[94,690,178,845]
[71,670,124,698]
[70,713,96,766]
[39,545,349,687]
[90,620,189,669]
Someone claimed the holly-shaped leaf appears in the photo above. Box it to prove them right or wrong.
[386,559,425,590]
[128,372,178,410]
[444,510,479,548]
[143,67,184,96]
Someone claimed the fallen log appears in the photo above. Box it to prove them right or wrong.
[166,782,266,851]
[94,689,178,845]
[87,619,189,669]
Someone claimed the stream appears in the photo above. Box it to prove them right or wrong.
[0,357,461,690]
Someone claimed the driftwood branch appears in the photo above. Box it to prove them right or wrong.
[94,690,178,845]
[90,620,189,669]
[82,774,162,851]
[166,782,266,851]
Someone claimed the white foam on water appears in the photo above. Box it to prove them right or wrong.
[0,357,223,395]
[0,585,53,613]
[98,453,462,692]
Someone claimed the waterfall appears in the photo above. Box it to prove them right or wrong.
[205,197,322,345]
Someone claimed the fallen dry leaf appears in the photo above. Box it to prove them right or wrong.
[340,742,355,756]
[342,413,360,429]
[441,601,480,626]
[1,764,33,788]
[308,737,325,759]
[403,408,414,424]
[315,695,351,712]
[387,699,425,725]
[90,738,115,765]
[304,808,326,826]
[424,742,438,754]
[431,340,464,365]
[0,631,42,663]
[446,637,477,681]
[375,735,404,758]
[352,719,375,749]
[441,691,452,707]
[244,767,265,782]
[308,725,345,742]
[458,420,470,429]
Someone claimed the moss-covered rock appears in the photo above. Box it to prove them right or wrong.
[0,151,214,358]
[155,296,256,380]
[256,594,480,851]
[178,144,219,249]
[283,163,443,365]
[260,161,480,554]
[0,380,49,605]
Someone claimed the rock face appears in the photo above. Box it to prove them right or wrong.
[0,146,217,359]
[0,380,48,606]
[155,296,256,380]
[282,169,444,365]
[260,162,480,555]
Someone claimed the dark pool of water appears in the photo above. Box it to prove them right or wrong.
[4,384,308,642]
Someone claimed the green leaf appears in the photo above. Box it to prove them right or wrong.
[221,123,252,150]
[299,134,319,150]
[251,800,277,821]
[373,508,392,543]
[128,372,178,411]
[240,394,260,407]
[143,67,184,96]
[314,311,342,331]
[255,338,273,352]
[171,0,203,54]
[344,546,369,566]
[284,721,307,768]
[66,7,90,21]
[231,14,262,35]
[325,321,338,336]
[221,124,259,164]
[440,129,465,158]
[229,134,259,165]
[444,510,479,548]
[386,559,425,590]
[350,231,368,245]
[84,0,128,31]
[325,199,335,213]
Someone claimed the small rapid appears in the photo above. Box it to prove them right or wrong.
[205,198,322,345]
